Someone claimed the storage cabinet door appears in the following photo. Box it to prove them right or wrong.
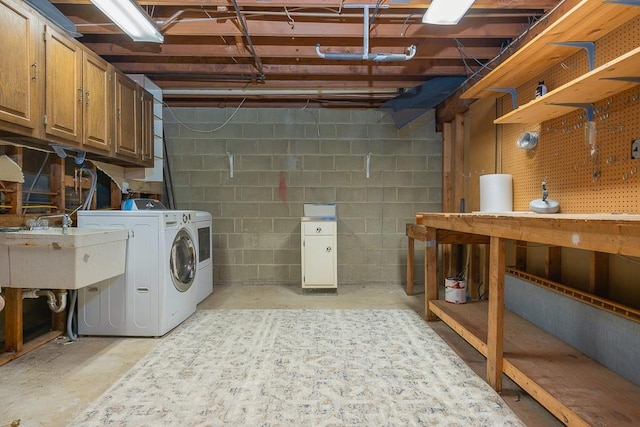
[114,73,139,158]
[303,235,336,286]
[83,52,111,152]
[0,0,40,132]
[44,25,83,145]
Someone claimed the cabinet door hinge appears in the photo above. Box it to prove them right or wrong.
[43,115,48,126]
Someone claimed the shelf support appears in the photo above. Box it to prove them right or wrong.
[486,88,517,111]
[549,102,594,122]
[600,76,640,83]
[548,41,595,70]
[604,0,640,6]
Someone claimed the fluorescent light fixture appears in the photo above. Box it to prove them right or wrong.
[422,0,475,25]
[90,0,163,43]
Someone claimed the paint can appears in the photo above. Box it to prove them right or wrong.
[445,277,467,304]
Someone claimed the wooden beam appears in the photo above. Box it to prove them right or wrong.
[4,288,23,353]
[545,246,561,282]
[425,227,438,321]
[588,252,609,298]
[487,236,505,391]
[53,0,561,8]
[407,226,415,296]
[515,240,527,271]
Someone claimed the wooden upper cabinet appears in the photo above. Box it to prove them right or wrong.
[83,51,112,152]
[0,0,41,134]
[44,24,83,145]
[114,72,139,159]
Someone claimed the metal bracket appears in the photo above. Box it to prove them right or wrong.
[486,88,517,110]
[425,239,437,248]
[549,103,595,121]
[548,41,595,70]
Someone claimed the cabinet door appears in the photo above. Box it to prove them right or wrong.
[140,89,154,166]
[0,0,41,133]
[44,25,83,145]
[303,235,336,286]
[114,73,139,158]
[83,52,112,152]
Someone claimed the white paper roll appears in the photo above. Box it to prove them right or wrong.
[480,174,513,212]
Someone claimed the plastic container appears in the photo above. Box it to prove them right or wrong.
[445,277,467,304]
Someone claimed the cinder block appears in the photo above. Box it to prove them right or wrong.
[241,218,274,233]
[244,249,275,264]
[240,187,273,202]
[336,187,366,202]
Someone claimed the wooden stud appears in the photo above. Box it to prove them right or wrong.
[406,224,415,296]
[515,240,527,271]
[425,227,438,321]
[545,246,561,282]
[589,252,609,298]
[4,288,23,353]
[50,156,64,214]
[487,236,505,391]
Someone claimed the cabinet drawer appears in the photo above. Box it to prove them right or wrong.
[303,221,336,236]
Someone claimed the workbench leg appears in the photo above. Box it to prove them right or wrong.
[406,235,415,295]
[487,236,505,391]
[4,288,23,353]
[425,227,438,321]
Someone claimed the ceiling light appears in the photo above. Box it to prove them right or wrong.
[422,0,475,25]
[90,0,163,43]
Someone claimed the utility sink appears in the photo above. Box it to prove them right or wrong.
[0,228,128,289]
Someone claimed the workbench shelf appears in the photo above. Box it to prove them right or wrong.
[410,212,640,426]
[461,0,640,101]
[430,299,640,426]
[494,45,640,124]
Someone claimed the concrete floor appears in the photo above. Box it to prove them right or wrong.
[0,283,561,427]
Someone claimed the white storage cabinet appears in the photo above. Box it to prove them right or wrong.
[301,219,337,288]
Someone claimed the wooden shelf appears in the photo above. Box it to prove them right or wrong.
[494,45,640,124]
[431,300,640,426]
[461,0,640,100]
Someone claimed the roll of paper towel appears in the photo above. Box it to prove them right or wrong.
[480,174,513,212]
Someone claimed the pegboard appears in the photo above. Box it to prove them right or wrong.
[469,15,640,214]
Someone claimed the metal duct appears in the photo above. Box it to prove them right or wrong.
[380,76,467,128]
[23,0,81,37]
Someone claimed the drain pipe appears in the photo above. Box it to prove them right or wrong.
[22,289,67,313]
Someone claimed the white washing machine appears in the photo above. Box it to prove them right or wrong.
[194,211,213,303]
[77,210,198,337]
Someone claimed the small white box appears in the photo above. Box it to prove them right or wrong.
[303,203,337,219]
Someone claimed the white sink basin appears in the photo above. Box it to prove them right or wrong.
[530,198,560,214]
[0,227,128,289]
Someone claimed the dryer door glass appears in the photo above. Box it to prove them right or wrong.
[170,229,197,292]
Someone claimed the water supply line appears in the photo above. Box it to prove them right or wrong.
[22,289,67,313]
[315,5,416,62]
[0,286,4,313]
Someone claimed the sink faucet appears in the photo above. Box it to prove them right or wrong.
[35,213,73,234]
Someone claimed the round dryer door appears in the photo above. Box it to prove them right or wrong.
[170,229,197,292]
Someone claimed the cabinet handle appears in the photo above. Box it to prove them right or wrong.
[326,247,332,253]
[86,90,90,107]
[117,108,121,120]
[31,63,38,81]
[316,227,322,233]
[78,88,83,103]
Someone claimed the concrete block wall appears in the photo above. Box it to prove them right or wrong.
[163,107,441,286]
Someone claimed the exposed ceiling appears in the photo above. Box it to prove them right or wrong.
[50,0,562,109]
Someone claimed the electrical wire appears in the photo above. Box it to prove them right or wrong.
[162,98,247,133]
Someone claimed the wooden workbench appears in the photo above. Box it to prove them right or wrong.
[410,212,640,426]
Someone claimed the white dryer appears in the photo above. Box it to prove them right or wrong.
[77,210,198,337]
[194,211,213,303]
